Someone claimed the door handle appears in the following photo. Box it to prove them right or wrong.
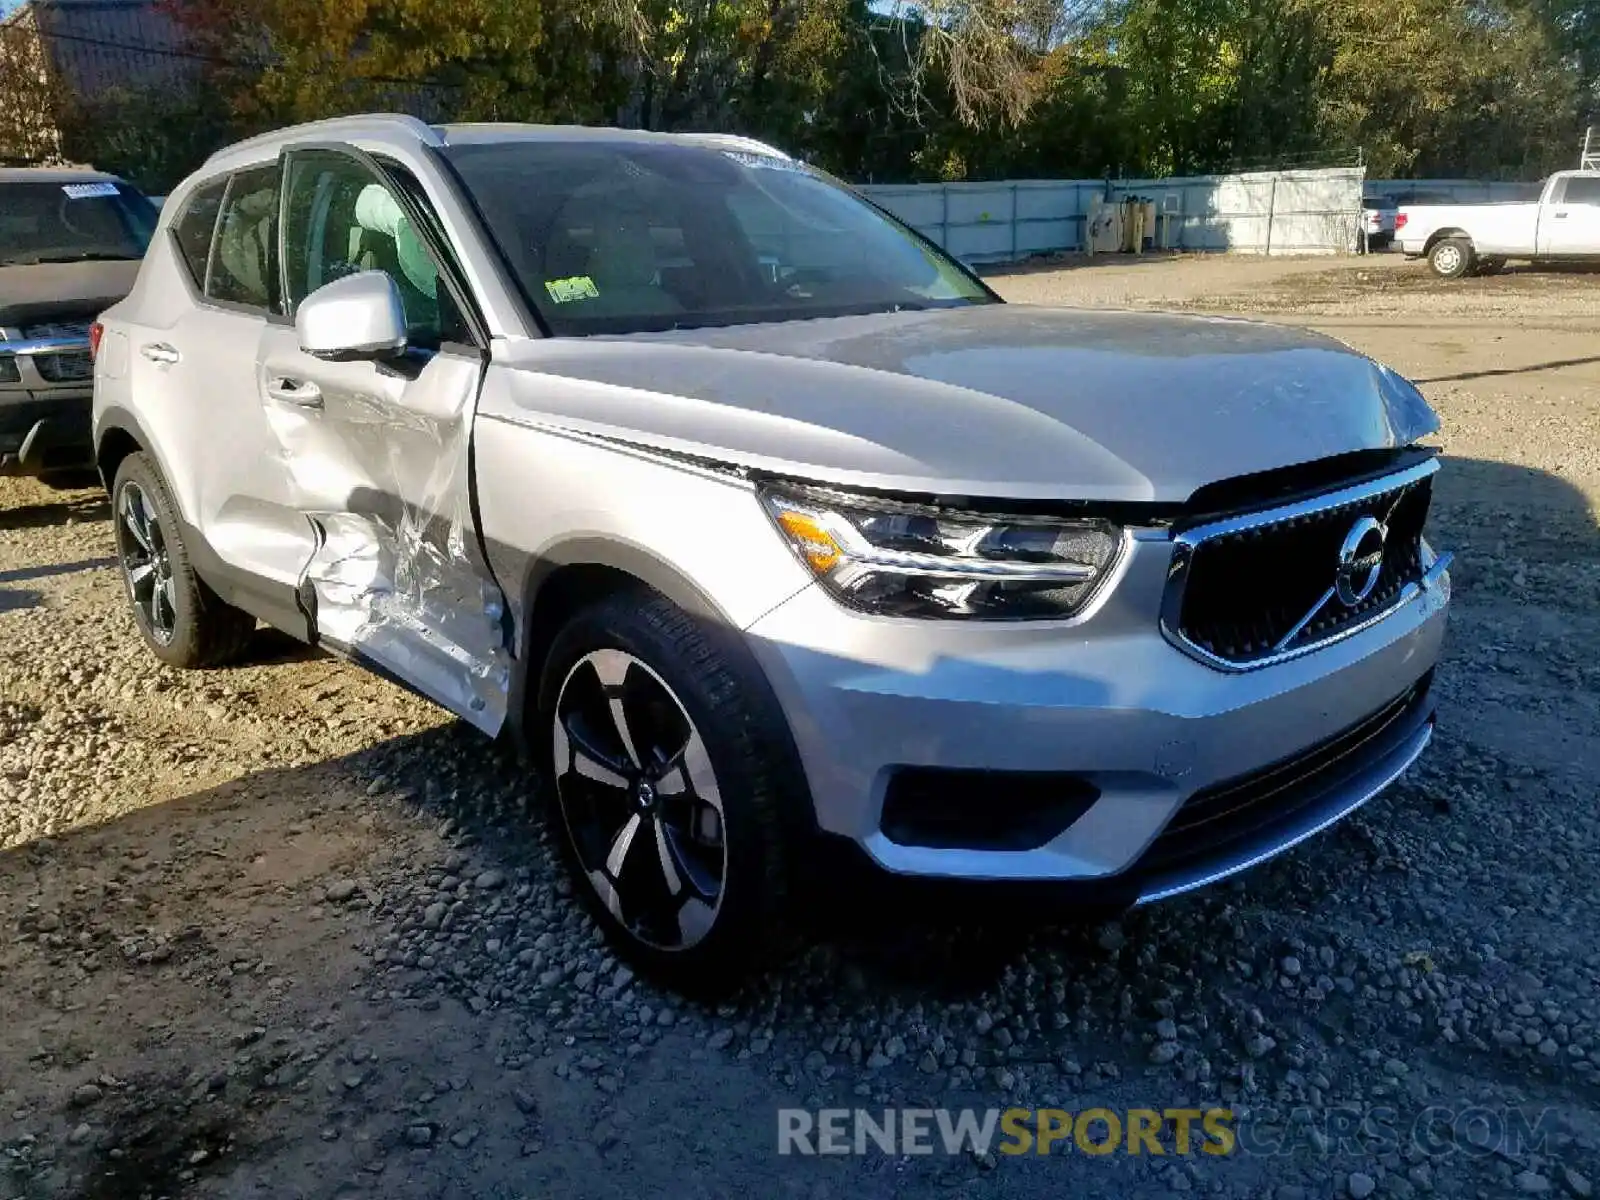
[140,342,180,364]
[265,377,324,409]
[1553,211,1569,219]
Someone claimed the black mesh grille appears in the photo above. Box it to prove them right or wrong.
[21,319,92,341]
[1172,473,1432,665]
[34,351,93,383]
[21,320,93,385]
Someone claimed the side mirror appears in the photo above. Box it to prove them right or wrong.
[296,270,407,362]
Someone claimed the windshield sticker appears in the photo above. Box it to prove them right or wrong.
[61,182,121,200]
[545,276,600,304]
[721,150,802,172]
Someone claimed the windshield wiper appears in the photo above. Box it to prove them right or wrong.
[24,251,141,264]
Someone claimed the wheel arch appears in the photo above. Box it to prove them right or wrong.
[1423,227,1472,255]
[508,539,738,751]
[95,408,155,496]
[506,539,821,840]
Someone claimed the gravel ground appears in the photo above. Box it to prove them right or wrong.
[2,253,1598,1200]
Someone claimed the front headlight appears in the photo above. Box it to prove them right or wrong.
[761,485,1123,620]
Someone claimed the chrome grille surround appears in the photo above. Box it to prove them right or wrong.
[1162,458,1449,672]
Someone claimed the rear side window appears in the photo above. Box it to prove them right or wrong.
[171,179,226,288]
[1561,176,1600,206]
[207,164,281,311]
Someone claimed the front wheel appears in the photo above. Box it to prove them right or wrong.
[537,591,794,990]
[1428,237,1475,279]
[111,452,256,668]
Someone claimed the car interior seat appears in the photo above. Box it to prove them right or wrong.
[213,185,277,303]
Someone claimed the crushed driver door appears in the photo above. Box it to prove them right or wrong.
[259,144,510,735]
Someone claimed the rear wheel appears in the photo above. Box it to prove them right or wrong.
[537,591,793,990]
[1428,237,1474,279]
[112,452,256,669]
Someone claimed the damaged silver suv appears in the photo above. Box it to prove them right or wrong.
[94,115,1451,983]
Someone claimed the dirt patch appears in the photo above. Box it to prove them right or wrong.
[71,1084,242,1200]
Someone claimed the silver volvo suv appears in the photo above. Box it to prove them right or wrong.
[93,115,1452,983]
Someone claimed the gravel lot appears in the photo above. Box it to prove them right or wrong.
[2,253,1598,1200]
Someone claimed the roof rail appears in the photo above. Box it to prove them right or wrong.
[206,113,442,164]
[1584,126,1598,172]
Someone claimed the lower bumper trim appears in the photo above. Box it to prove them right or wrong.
[1133,708,1433,906]
[0,394,94,474]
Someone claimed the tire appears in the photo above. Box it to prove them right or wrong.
[536,589,794,991]
[111,452,256,669]
[1476,257,1506,276]
[1428,237,1474,279]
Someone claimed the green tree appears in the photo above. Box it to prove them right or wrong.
[142,0,1587,188]
[1308,0,1580,176]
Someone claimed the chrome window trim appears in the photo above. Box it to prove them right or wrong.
[1160,458,1446,673]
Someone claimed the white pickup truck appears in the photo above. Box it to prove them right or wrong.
[1397,170,1600,278]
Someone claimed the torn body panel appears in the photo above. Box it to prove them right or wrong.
[255,332,510,734]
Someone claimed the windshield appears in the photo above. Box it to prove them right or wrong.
[0,180,157,266]
[442,140,993,335]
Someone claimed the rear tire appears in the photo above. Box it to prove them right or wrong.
[1428,237,1474,279]
[536,589,794,992]
[111,452,256,669]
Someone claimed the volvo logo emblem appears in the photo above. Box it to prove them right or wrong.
[1335,516,1387,607]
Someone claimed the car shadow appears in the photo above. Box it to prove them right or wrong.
[1412,355,1600,385]
[1488,260,1600,276]
[242,625,324,667]
[3,454,1595,1021]
[1428,452,1600,609]
[0,557,117,584]
[0,491,111,531]
[0,585,44,613]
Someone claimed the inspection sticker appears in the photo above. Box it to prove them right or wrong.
[61,182,121,199]
[722,150,802,172]
[544,276,600,304]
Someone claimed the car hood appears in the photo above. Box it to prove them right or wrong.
[0,260,141,326]
[486,304,1438,503]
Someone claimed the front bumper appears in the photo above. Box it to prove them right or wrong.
[1,338,95,474]
[0,389,94,474]
[745,528,1450,902]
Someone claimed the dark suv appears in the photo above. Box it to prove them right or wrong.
[1,166,158,478]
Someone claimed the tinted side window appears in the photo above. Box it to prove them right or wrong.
[282,151,465,348]
[208,164,281,311]
[1561,176,1600,206]
[172,178,226,289]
